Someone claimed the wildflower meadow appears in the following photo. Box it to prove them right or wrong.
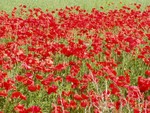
[0,0,150,113]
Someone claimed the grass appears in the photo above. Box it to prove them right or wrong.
[0,0,150,13]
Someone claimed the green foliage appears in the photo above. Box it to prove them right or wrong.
[0,0,149,13]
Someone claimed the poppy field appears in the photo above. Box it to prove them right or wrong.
[0,2,150,113]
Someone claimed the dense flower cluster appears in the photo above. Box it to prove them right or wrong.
[0,4,150,113]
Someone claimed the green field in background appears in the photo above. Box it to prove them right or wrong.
[0,0,149,13]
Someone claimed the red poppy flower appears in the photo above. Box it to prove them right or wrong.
[28,84,40,92]
[138,76,150,92]
[80,100,89,107]
[47,85,58,94]
[27,106,42,113]
[11,91,26,100]
[36,74,43,80]
[0,90,7,97]
[145,70,150,77]
[14,104,26,113]
[73,94,82,101]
